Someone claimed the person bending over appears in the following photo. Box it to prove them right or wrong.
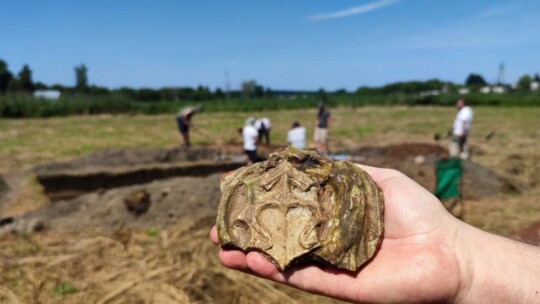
[176,105,202,147]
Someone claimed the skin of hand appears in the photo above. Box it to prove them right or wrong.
[210,165,540,303]
[210,165,464,303]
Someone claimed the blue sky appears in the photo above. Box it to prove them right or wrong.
[1,0,539,91]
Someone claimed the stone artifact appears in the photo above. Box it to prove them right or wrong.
[217,147,384,271]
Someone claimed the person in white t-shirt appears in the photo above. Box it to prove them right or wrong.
[450,99,473,159]
[255,117,271,145]
[287,121,306,150]
[242,117,259,165]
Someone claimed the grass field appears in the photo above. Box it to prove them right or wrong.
[1,106,539,303]
[1,106,538,173]
[2,105,539,234]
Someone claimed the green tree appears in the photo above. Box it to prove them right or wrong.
[136,88,160,101]
[317,87,328,102]
[516,74,531,91]
[34,82,48,90]
[115,87,137,99]
[264,87,273,98]
[241,80,256,99]
[17,64,34,93]
[75,64,88,93]
[533,73,540,83]
[88,85,110,96]
[194,85,212,100]
[0,59,13,94]
[465,73,487,87]
[51,83,67,92]
[356,86,382,95]
[214,88,225,99]
[253,85,264,98]
[335,88,347,95]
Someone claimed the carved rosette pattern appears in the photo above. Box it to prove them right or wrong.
[217,147,384,271]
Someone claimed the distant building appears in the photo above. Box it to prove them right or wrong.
[34,90,61,100]
[458,88,470,95]
[531,81,539,91]
[419,90,440,97]
[491,85,508,94]
[479,85,507,94]
[480,86,491,94]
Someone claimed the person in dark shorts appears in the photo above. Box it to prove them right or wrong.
[314,102,330,153]
[176,105,202,147]
[242,117,259,165]
[255,117,271,145]
[450,99,473,159]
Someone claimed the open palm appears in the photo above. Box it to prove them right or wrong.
[210,165,463,303]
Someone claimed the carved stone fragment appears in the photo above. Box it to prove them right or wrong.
[217,147,384,271]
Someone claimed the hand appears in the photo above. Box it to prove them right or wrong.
[210,165,465,303]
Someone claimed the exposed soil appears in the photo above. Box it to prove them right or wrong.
[0,176,9,204]
[1,142,521,235]
[11,174,222,232]
[343,143,519,199]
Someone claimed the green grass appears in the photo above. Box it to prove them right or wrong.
[53,282,77,296]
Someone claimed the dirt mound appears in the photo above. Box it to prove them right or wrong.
[0,175,9,204]
[34,145,284,175]
[342,142,515,200]
[4,174,222,232]
[499,154,540,186]
[342,142,448,161]
[34,146,220,173]
[384,143,448,160]
[33,145,286,201]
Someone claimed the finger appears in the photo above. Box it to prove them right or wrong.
[356,164,403,183]
[209,225,219,245]
[219,248,249,270]
[243,252,360,302]
[245,251,283,278]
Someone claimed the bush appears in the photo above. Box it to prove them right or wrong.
[1,91,539,118]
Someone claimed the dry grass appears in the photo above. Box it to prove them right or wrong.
[1,106,540,303]
[0,216,340,303]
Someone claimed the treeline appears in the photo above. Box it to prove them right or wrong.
[2,92,539,118]
[0,59,244,101]
[1,58,540,118]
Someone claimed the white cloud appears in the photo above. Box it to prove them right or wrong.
[308,0,402,21]
[394,3,540,50]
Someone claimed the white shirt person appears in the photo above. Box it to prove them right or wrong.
[287,121,306,150]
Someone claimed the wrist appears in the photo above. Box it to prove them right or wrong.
[451,222,476,303]
[452,222,540,303]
